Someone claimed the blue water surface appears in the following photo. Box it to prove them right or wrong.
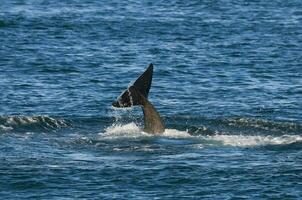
[0,0,302,199]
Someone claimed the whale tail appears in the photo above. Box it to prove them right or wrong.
[112,63,153,107]
[112,63,165,134]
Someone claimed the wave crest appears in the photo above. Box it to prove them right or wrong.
[100,122,301,148]
[224,118,302,134]
[0,115,68,132]
[198,134,302,147]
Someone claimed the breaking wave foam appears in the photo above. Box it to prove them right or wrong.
[101,123,191,139]
[0,115,68,132]
[199,134,302,147]
[101,123,302,147]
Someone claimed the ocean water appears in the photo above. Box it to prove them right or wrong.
[1,0,302,199]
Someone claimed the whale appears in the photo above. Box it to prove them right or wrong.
[112,63,165,134]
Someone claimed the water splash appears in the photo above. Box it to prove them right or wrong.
[128,88,134,106]
[101,122,191,138]
[102,122,144,138]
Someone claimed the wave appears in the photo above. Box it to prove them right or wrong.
[221,117,302,134]
[1,114,300,136]
[197,134,302,147]
[99,123,302,148]
[0,115,68,132]
[168,116,302,136]
[1,115,301,149]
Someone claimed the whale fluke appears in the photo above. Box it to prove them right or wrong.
[112,63,153,107]
[112,63,165,134]
[133,63,153,98]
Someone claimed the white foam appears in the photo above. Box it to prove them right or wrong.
[101,122,149,138]
[0,125,13,131]
[100,123,191,139]
[100,123,302,147]
[2,116,67,127]
[199,134,302,147]
[162,129,192,138]
[6,116,36,125]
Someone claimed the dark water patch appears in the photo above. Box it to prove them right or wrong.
[0,20,6,28]
[10,180,47,190]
